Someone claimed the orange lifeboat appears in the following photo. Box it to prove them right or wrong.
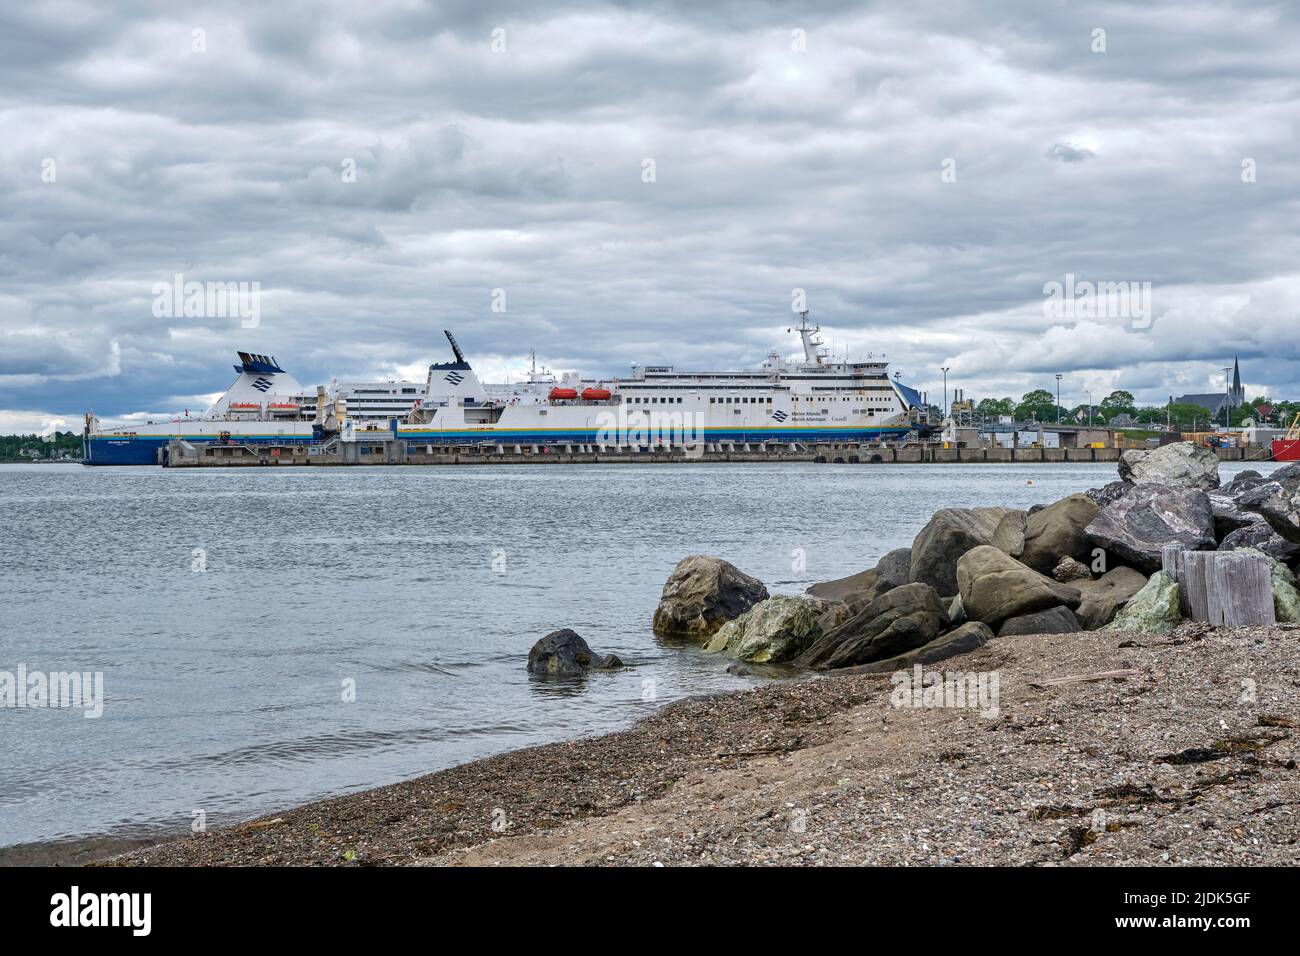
[581,387,611,401]
[549,387,578,400]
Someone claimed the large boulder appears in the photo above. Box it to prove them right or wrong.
[1232,479,1283,514]
[1084,483,1216,573]
[873,548,913,595]
[703,595,822,663]
[1223,469,1265,496]
[1117,441,1220,490]
[838,622,993,675]
[1103,571,1181,635]
[798,583,949,670]
[808,596,853,633]
[806,568,876,609]
[1219,520,1300,563]
[909,507,1020,597]
[652,556,768,640]
[1260,471,1300,544]
[1208,492,1260,540]
[1074,566,1149,630]
[1019,494,1099,572]
[1086,480,1133,508]
[997,606,1081,637]
[1237,548,1300,624]
[805,547,912,613]
[955,545,1082,628]
[527,629,622,676]
[991,511,1028,558]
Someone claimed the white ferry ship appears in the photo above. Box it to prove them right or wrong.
[82,318,929,464]
[390,320,926,448]
[82,352,320,465]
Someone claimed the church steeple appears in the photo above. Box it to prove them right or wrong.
[1232,357,1243,405]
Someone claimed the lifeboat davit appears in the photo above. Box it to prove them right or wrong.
[549,387,578,400]
[581,387,611,401]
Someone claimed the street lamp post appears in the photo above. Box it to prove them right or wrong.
[1055,373,1063,424]
[941,367,950,419]
[1223,366,1233,430]
[1087,389,1093,426]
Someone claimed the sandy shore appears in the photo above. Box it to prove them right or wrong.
[72,621,1298,867]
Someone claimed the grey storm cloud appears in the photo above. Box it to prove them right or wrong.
[2,0,1300,429]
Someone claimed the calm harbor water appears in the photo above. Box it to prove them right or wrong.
[0,459,1278,849]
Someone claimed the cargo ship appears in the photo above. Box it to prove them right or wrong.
[83,317,930,464]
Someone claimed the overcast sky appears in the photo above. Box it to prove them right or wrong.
[3,0,1299,432]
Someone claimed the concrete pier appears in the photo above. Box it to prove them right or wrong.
[161,439,1167,468]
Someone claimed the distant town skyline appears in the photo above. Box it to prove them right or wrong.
[3,1,1299,433]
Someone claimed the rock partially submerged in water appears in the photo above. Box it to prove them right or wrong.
[703,595,823,663]
[652,555,768,640]
[527,629,623,676]
[1118,441,1220,491]
[798,583,949,670]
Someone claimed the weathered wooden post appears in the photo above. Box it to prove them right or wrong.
[1161,546,1275,627]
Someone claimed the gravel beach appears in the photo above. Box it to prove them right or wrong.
[97,622,1299,867]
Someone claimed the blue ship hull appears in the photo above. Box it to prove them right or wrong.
[83,435,318,466]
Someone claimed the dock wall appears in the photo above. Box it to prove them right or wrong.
[155,440,1204,468]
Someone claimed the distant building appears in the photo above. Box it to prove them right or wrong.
[1173,357,1246,418]
[1108,412,1140,428]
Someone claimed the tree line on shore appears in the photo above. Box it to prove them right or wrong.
[0,431,82,461]
[958,389,1299,431]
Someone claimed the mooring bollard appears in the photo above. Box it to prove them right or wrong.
[1162,545,1276,627]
